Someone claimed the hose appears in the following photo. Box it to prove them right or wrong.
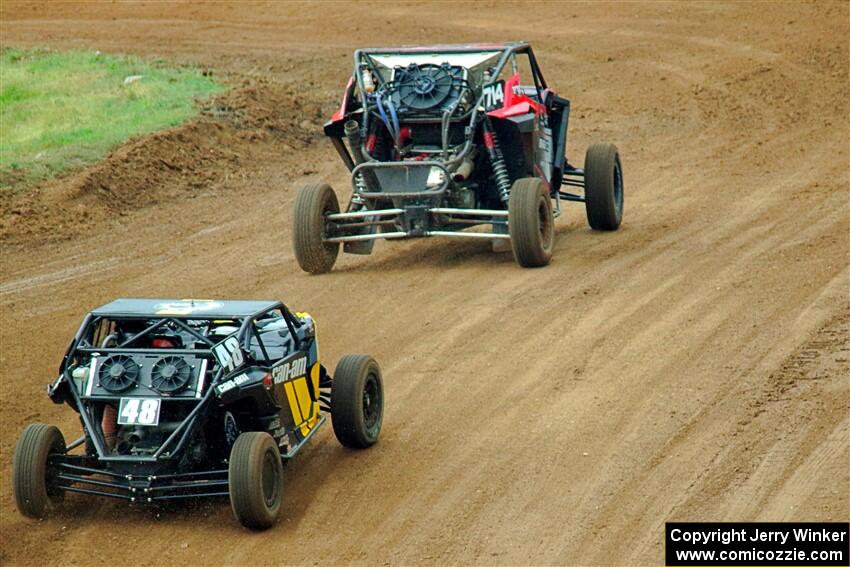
[375,91,392,138]
[441,84,470,159]
[387,98,400,143]
[374,90,404,151]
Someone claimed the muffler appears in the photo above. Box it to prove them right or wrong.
[344,120,367,165]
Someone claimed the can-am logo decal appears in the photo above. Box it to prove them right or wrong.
[216,372,251,395]
[272,354,307,384]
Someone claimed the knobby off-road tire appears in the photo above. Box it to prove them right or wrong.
[584,142,624,230]
[292,183,340,274]
[13,424,66,518]
[508,177,555,268]
[331,354,383,449]
[228,431,284,530]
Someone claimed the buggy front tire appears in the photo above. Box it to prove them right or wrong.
[509,177,555,268]
[292,183,340,274]
[584,143,624,230]
[228,432,284,530]
[13,424,66,518]
[331,355,383,449]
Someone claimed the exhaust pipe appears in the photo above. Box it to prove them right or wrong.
[345,120,367,165]
[345,119,379,193]
[127,428,146,444]
[453,155,475,182]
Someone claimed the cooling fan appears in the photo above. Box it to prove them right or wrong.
[98,355,140,393]
[150,356,192,394]
[392,63,460,111]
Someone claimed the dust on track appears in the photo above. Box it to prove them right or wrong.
[0,2,847,565]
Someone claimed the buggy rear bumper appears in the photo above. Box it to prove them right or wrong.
[51,454,229,502]
[325,207,510,243]
[50,415,327,503]
[329,161,583,245]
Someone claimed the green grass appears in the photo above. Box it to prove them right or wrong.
[0,48,224,189]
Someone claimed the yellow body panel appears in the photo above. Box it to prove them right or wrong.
[283,381,303,424]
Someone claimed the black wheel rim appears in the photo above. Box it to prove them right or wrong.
[224,412,240,447]
[45,439,65,499]
[537,195,553,249]
[362,373,382,435]
[613,157,624,217]
[45,458,62,498]
[261,449,280,508]
[322,200,335,238]
[322,195,340,247]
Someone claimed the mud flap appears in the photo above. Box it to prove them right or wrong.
[491,221,511,253]
[343,219,377,255]
[344,239,375,255]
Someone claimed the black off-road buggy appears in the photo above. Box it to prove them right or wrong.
[12,299,384,530]
[292,41,624,273]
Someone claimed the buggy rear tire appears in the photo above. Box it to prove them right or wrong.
[584,143,623,230]
[292,183,340,274]
[508,177,555,268]
[228,431,283,530]
[13,424,66,518]
[331,355,383,449]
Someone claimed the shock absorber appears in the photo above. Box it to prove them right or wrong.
[483,119,511,203]
[344,119,373,204]
[352,176,368,206]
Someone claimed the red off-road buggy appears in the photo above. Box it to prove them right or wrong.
[292,42,623,272]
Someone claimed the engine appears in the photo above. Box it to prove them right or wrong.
[71,351,208,456]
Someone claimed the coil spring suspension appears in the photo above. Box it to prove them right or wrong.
[352,173,367,205]
[483,121,511,203]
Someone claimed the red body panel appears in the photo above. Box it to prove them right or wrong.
[330,76,355,123]
[487,74,546,119]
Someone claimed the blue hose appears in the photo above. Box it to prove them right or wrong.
[375,91,394,140]
[387,98,400,142]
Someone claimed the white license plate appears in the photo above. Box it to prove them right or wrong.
[117,398,161,426]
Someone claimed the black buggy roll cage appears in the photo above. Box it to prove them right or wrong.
[325,42,551,174]
[42,301,313,503]
[354,41,548,102]
[51,300,304,464]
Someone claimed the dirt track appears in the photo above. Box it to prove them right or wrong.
[1,2,848,565]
